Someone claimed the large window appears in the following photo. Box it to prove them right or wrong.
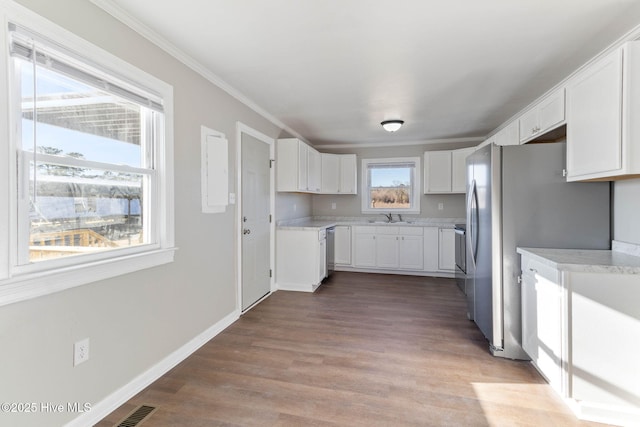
[0,12,174,305]
[361,157,421,214]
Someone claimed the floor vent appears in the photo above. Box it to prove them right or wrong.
[114,405,157,427]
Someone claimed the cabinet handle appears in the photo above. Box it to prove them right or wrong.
[529,268,537,273]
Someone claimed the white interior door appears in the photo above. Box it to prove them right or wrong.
[241,132,271,310]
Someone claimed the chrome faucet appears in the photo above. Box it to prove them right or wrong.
[384,213,393,223]
[397,214,403,222]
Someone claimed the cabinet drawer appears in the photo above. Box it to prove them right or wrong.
[376,226,399,235]
[521,256,559,283]
[354,226,376,234]
[399,227,423,236]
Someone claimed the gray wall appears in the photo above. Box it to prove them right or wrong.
[0,1,283,426]
[311,143,475,219]
[613,179,640,244]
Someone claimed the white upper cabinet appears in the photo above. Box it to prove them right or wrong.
[321,153,357,194]
[494,121,519,146]
[452,147,474,192]
[276,138,322,193]
[566,41,640,181]
[307,146,321,193]
[425,148,470,194]
[424,150,453,193]
[277,138,309,192]
[339,154,357,194]
[321,153,340,193]
[518,88,565,144]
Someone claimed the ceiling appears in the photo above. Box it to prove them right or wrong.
[95,0,640,147]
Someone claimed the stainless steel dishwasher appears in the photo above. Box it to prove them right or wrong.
[326,226,335,277]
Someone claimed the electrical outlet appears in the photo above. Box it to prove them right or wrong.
[438,202,444,211]
[331,202,336,210]
[74,338,90,366]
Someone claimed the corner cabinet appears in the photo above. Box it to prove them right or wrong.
[320,153,357,194]
[277,228,327,292]
[566,41,640,181]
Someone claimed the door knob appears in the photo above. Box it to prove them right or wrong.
[243,216,248,222]
[243,229,251,235]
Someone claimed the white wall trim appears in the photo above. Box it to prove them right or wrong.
[313,136,484,150]
[89,0,304,142]
[64,309,240,427]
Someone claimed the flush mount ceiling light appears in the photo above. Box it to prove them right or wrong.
[381,119,404,132]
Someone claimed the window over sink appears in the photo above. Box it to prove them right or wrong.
[361,157,421,214]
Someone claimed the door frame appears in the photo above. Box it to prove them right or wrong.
[235,122,275,313]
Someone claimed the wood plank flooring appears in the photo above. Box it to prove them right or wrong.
[96,272,606,427]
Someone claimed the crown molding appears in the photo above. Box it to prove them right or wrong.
[313,136,484,150]
[89,0,306,142]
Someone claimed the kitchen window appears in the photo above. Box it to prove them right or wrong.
[0,13,174,305]
[361,157,421,214]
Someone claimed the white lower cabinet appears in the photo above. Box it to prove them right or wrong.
[276,228,327,292]
[349,225,453,274]
[520,257,564,393]
[334,225,352,265]
[519,250,640,426]
[438,228,456,271]
[398,233,424,270]
[353,227,376,267]
[423,227,439,272]
[376,233,399,268]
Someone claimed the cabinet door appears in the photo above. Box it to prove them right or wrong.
[354,232,376,267]
[339,154,357,194]
[519,108,539,143]
[423,227,439,272]
[307,147,321,193]
[376,234,399,268]
[538,89,565,133]
[520,271,538,360]
[318,238,327,280]
[438,228,455,270]
[334,226,351,265]
[495,121,519,146]
[522,268,563,393]
[297,141,309,191]
[451,148,472,193]
[566,48,623,180]
[321,153,340,193]
[424,151,452,193]
[399,235,423,270]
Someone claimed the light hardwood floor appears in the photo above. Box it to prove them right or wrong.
[96,272,605,426]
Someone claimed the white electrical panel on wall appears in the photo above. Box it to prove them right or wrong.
[201,126,228,213]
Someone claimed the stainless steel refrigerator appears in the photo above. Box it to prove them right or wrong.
[465,142,610,360]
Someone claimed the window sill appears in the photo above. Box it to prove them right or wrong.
[0,247,177,307]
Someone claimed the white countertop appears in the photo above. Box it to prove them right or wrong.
[277,216,463,231]
[517,245,640,275]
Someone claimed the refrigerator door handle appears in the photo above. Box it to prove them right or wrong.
[467,179,478,267]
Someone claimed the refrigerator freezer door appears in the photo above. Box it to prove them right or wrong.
[472,145,497,345]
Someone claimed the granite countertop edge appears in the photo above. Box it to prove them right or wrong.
[517,245,640,275]
[277,217,464,231]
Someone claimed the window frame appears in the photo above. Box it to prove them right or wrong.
[361,157,421,214]
[0,4,175,307]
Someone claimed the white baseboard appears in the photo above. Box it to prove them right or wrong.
[276,281,319,292]
[570,399,640,427]
[335,266,455,278]
[65,309,240,427]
